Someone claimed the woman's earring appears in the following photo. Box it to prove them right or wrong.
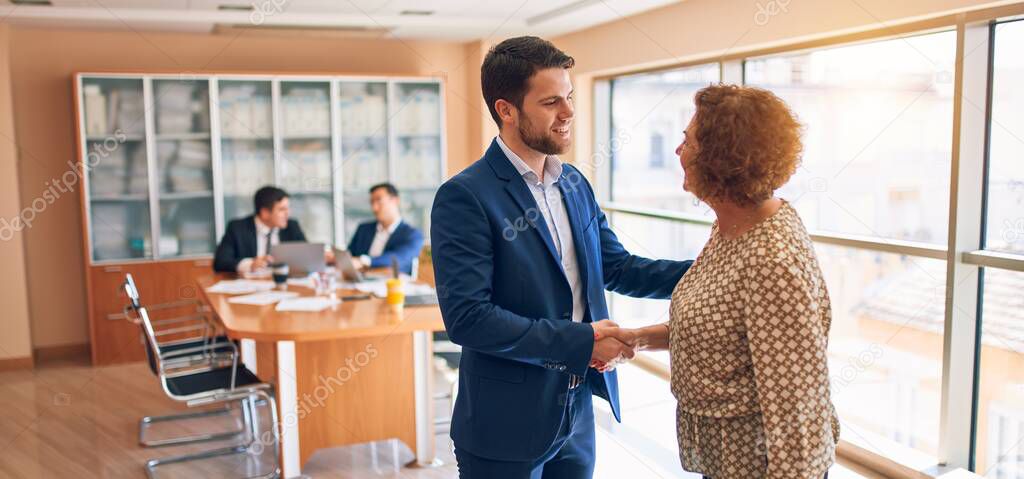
[691,195,700,207]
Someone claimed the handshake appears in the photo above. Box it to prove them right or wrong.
[588,320,648,373]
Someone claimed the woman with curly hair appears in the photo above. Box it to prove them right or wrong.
[612,84,839,478]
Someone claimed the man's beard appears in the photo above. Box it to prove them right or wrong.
[518,114,569,156]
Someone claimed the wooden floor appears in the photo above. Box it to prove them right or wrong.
[0,356,883,478]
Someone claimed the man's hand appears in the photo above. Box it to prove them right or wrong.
[589,320,637,372]
[324,249,336,264]
[350,257,364,272]
[252,255,274,270]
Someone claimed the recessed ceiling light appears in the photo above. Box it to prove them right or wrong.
[218,4,254,11]
[399,10,434,16]
[11,0,53,5]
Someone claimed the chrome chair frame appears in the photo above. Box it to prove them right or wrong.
[123,292,243,448]
[124,274,281,479]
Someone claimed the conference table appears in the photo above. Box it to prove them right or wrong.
[195,273,447,478]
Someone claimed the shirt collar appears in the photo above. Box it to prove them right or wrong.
[377,218,402,234]
[495,135,563,187]
[254,216,276,235]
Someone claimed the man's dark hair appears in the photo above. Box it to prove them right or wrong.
[481,36,574,128]
[369,182,399,198]
[253,186,289,214]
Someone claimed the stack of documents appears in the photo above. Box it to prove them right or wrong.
[228,291,299,305]
[275,297,340,312]
[206,279,275,295]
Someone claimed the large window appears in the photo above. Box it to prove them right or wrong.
[976,268,1024,478]
[595,16,1024,476]
[975,19,1024,478]
[609,64,720,216]
[745,31,957,245]
[984,20,1024,255]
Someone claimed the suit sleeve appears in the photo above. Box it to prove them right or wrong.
[213,223,241,272]
[346,226,361,254]
[431,179,595,375]
[368,227,424,270]
[290,220,307,242]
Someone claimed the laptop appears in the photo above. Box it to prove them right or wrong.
[270,242,325,276]
[333,248,366,282]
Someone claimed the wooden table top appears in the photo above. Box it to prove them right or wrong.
[196,274,446,342]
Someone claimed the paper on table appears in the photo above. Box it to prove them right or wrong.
[206,279,276,295]
[228,291,299,305]
[275,297,341,312]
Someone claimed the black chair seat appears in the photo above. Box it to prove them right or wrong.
[166,365,262,397]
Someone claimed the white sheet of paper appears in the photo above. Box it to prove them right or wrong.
[206,280,276,295]
[275,297,341,312]
[228,291,299,305]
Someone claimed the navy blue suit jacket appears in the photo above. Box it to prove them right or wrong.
[213,215,306,273]
[430,139,692,461]
[346,221,424,274]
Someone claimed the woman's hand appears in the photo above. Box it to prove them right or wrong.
[590,323,670,373]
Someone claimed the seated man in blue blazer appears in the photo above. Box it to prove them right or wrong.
[431,36,692,478]
[346,183,424,275]
[214,186,311,273]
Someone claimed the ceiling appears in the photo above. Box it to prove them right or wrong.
[0,0,681,40]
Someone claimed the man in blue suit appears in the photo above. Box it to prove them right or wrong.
[347,183,424,275]
[431,36,693,478]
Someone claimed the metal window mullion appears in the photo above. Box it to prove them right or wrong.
[938,19,990,470]
[962,250,1024,272]
[593,79,612,203]
[721,59,744,84]
[386,80,397,186]
[143,76,161,259]
[331,79,344,246]
[271,79,283,185]
[209,77,224,241]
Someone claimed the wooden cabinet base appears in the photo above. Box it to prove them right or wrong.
[87,258,213,365]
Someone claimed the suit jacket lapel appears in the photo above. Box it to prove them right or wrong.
[243,216,258,258]
[558,173,590,295]
[504,179,563,269]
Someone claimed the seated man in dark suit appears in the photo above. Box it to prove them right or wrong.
[346,183,424,275]
[214,186,314,273]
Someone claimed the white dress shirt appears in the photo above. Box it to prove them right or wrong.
[359,218,402,267]
[236,217,279,273]
[496,136,586,324]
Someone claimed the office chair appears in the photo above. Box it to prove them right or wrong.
[123,274,281,479]
[124,289,243,448]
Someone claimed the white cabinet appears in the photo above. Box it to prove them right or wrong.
[76,73,445,263]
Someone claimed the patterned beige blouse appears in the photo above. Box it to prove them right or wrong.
[668,201,839,479]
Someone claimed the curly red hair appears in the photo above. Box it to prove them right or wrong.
[688,84,803,207]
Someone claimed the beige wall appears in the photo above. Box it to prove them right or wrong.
[0,24,34,361]
[9,27,477,349]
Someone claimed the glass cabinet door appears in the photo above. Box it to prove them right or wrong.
[218,80,275,222]
[152,78,215,258]
[338,81,389,240]
[280,80,334,245]
[391,82,443,233]
[81,77,152,261]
